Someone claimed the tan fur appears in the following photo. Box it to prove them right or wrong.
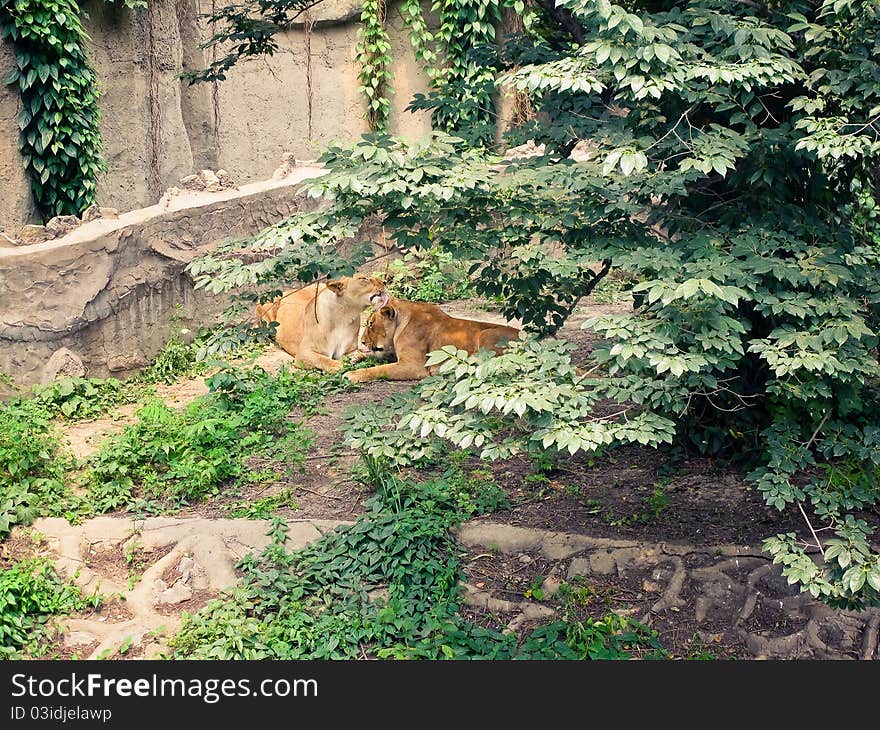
[256,275,387,373]
[345,298,520,382]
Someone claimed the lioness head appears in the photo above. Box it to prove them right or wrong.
[326,274,389,309]
[360,305,397,354]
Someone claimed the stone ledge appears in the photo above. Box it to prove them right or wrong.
[0,167,327,385]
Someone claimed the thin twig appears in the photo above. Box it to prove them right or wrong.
[804,409,831,451]
[795,409,831,558]
[468,553,498,562]
[797,501,825,559]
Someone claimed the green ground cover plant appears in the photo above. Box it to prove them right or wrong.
[0,556,101,658]
[170,457,663,659]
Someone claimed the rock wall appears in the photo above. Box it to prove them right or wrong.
[0,0,432,231]
[0,167,328,387]
[0,38,36,235]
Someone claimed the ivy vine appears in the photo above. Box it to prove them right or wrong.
[0,0,146,220]
[356,0,392,132]
[2,0,96,218]
[358,0,530,142]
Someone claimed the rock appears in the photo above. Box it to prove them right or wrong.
[569,139,596,163]
[180,169,234,193]
[367,586,389,604]
[158,187,182,208]
[178,174,204,191]
[566,557,591,578]
[82,205,120,222]
[200,169,222,192]
[64,631,98,648]
[177,556,195,584]
[15,224,53,244]
[82,204,103,222]
[290,0,363,27]
[107,352,147,372]
[541,575,563,598]
[40,347,85,384]
[216,169,235,188]
[272,152,298,180]
[588,551,618,575]
[520,603,555,620]
[156,580,193,605]
[46,214,81,237]
[518,554,533,565]
[504,140,545,160]
[464,584,516,613]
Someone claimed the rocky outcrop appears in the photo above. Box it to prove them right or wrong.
[0,167,327,386]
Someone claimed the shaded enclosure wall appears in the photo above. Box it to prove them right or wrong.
[0,0,432,231]
[0,169,330,387]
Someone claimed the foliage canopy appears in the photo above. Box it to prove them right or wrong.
[197,0,880,608]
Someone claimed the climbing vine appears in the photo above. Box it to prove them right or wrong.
[357,0,533,142]
[421,0,506,141]
[0,0,105,217]
[0,0,145,219]
[355,0,392,132]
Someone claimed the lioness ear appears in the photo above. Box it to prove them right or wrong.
[381,306,396,320]
[326,280,345,295]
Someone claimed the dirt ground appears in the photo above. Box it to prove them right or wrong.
[10,297,879,661]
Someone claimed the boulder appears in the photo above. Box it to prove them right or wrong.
[15,224,53,245]
[82,204,121,222]
[45,215,82,237]
[40,347,86,384]
[569,139,596,162]
[82,204,103,222]
[107,352,147,372]
[200,169,222,192]
[272,152,298,180]
[216,169,235,189]
[178,174,205,191]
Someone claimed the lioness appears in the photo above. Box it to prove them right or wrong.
[256,274,388,373]
[344,298,520,382]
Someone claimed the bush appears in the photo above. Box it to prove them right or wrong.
[170,459,658,659]
[0,400,78,539]
[385,247,473,303]
[0,557,100,658]
[85,364,342,512]
[190,0,880,608]
[30,377,148,421]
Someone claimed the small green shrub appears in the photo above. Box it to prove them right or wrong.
[85,365,327,512]
[30,377,150,421]
[170,458,664,660]
[0,557,101,658]
[385,247,473,303]
[223,489,299,519]
[516,616,666,660]
[138,335,203,385]
[0,400,79,539]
